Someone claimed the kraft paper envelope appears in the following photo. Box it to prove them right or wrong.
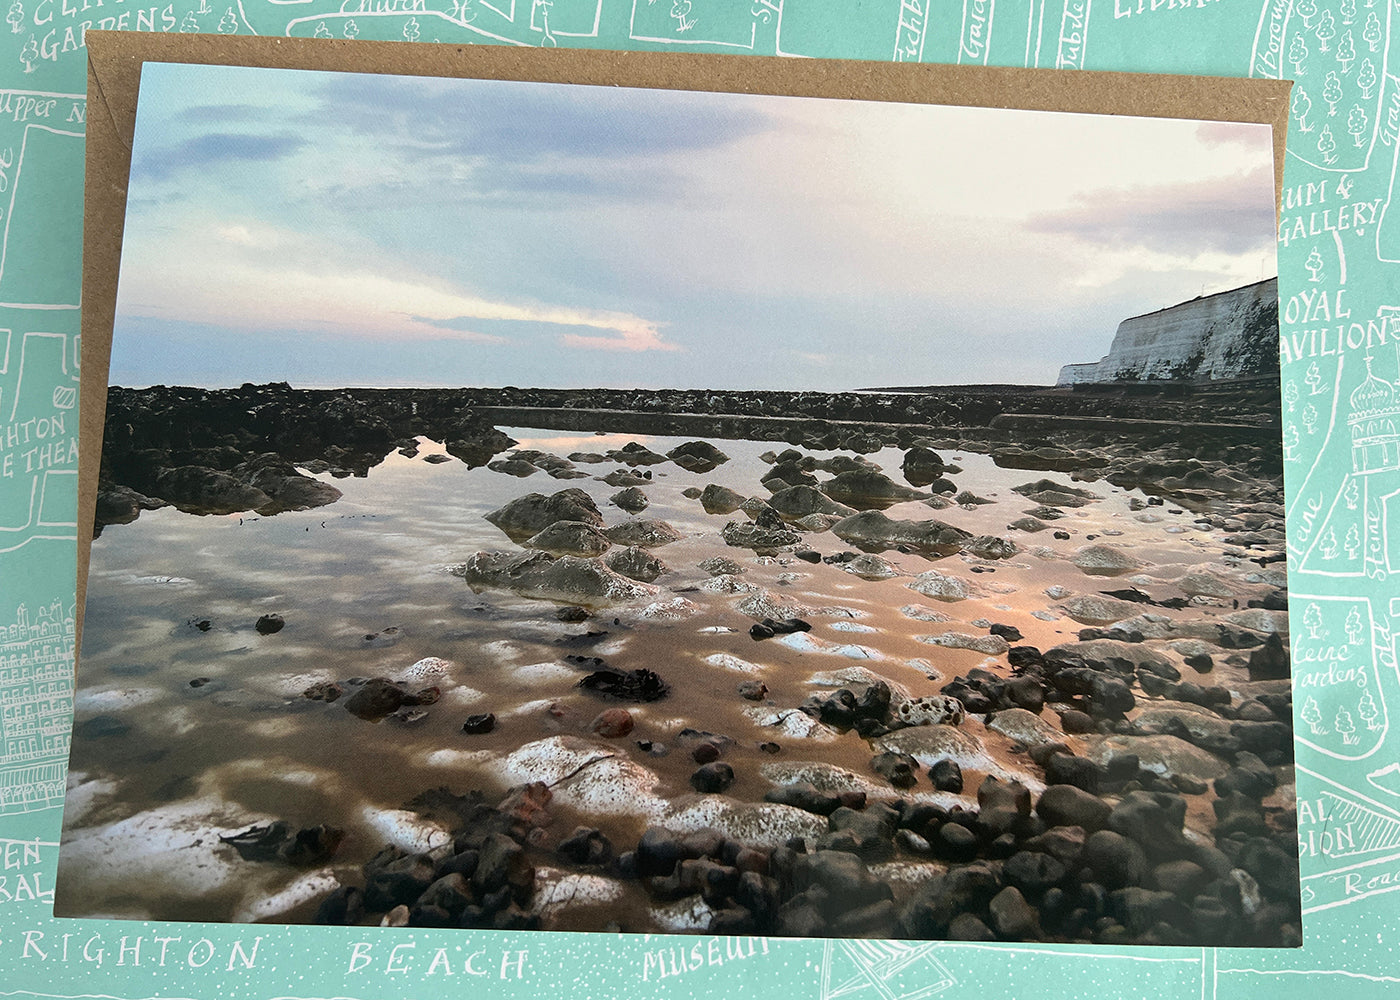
[76,30,1290,639]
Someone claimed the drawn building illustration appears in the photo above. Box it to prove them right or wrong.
[1299,340,1400,579]
[1348,354,1400,474]
[0,599,75,813]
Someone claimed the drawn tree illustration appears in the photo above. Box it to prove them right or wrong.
[1292,87,1314,132]
[1307,247,1325,280]
[1359,689,1382,730]
[1342,0,1356,22]
[1349,104,1369,146]
[1289,35,1309,76]
[1302,695,1326,734]
[343,19,359,37]
[1345,477,1360,509]
[314,21,331,37]
[1297,0,1319,25]
[1284,423,1301,461]
[403,16,420,41]
[1338,29,1357,72]
[1303,402,1320,434]
[1358,58,1378,98]
[1321,525,1340,559]
[1317,9,1337,50]
[19,33,36,71]
[1346,605,1365,643]
[1346,523,1363,559]
[671,0,695,31]
[1336,706,1358,745]
[6,0,22,34]
[1319,124,1338,163]
[1323,72,1343,115]
[1305,602,1326,639]
[1284,380,1300,412]
[218,6,237,33]
[179,10,198,30]
[1306,360,1326,393]
[1363,11,1382,49]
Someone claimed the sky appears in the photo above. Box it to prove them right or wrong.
[110,62,1279,391]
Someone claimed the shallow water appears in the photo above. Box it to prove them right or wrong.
[58,428,1280,926]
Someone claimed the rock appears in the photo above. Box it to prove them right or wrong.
[462,713,497,734]
[610,487,650,513]
[1037,784,1111,830]
[555,827,615,867]
[151,465,271,515]
[699,555,745,576]
[604,518,683,548]
[768,485,856,519]
[603,546,666,583]
[840,554,900,580]
[1082,830,1147,888]
[891,695,965,728]
[1013,479,1099,508]
[1246,633,1289,680]
[1060,594,1141,626]
[255,613,285,635]
[902,446,946,486]
[523,520,612,557]
[591,708,634,738]
[578,667,669,703]
[821,469,931,508]
[989,885,1039,938]
[667,441,730,470]
[344,678,411,720]
[832,510,971,553]
[721,520,800,552]
[987,708,1067,748]
[691,763,736,793]
[1088,735,1228,781]
[1072,545,1143,575]
[962,535,1019,560]
[607,442,668,466]
[920,632,1010,656]
[484,489,604,540]
[699,484,747,515]
[735,680,769,703]
[459,551,659,608]
[871,751,920,789]
[907,569,981,602]
[929,759,964,792]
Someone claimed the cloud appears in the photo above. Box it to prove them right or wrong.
[1023,166,1277,256]
[133,132,306,181]
[1195,121,1273,147]
[117,218,680,353]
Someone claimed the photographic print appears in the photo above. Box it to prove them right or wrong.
[58,59,1299,947]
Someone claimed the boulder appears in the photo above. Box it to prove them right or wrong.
[821,470,932,508]
[485,489,604,541]
[603,519,683,548]
[603,546,667,583]
[767,485,856,519]
[458,551,659,607]
[832,510,972,554]
[523,520,612,557]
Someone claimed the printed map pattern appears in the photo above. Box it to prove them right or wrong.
[2,1,1400,997]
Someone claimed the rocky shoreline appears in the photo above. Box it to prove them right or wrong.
[71,380,1297,945]
[94,380,1281,531]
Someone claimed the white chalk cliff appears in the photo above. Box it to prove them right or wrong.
[1058,278,1279,385]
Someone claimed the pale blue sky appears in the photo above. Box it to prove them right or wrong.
[111,62,1278,390]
